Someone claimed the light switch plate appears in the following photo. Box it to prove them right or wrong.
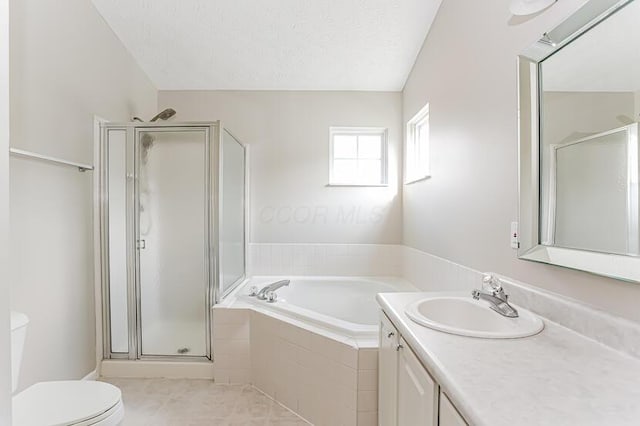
[510,222,519,249]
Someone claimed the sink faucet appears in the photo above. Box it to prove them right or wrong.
[255,279,290,301]
[472,274,519,318]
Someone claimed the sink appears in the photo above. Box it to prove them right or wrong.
[405,296,544,339]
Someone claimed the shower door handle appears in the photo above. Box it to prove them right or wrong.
[137,239,146,250]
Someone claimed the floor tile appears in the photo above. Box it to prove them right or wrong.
[100,378,311,425]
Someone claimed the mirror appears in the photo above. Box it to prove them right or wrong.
[518,0,640,282]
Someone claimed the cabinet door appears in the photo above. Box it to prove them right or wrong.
[397,337,438,426]
[439,392,467,426]
[379,312,399,426]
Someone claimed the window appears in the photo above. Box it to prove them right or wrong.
[405,103,430,184]
[329,127,388,186]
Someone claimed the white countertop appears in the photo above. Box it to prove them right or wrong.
[377,292,640,426]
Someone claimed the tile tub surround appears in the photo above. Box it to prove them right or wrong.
[100,377,309,425]
[377,292,640,426]
[248,243,402,277]
[212,308,252,385]
[213,308,379,425]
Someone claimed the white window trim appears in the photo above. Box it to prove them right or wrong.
[328,126,389,187]
[405,103,431,185]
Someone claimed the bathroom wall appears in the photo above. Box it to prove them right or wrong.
[158,91,403,245]
[9,0,157,390]
[402,0,640,322]
[0,0,12,420]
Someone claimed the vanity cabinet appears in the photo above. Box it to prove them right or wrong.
[439,393,467,426]
[379,312,399,426]
[397,336,438,425]
[379,311,468,426]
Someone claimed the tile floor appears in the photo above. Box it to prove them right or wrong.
[101,378,310,426]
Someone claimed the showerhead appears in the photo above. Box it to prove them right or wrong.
[149,108,176,122]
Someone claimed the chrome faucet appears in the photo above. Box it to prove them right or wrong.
[255,279,290,301]
[472,274,519,318]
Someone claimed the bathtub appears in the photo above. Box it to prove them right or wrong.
[231,276,415,341]
[215,276,415,424]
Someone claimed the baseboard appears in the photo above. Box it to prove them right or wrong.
[81,369,98,381]
[100,360,215,379]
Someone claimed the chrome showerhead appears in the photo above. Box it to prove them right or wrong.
[149,108,176,122]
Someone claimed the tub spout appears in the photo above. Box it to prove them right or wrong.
[256,280,290,300]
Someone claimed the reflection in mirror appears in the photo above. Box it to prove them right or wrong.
[518,0,640,282]
[542,125,638,255]
[539,0,640,257]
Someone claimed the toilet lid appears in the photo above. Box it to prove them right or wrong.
[13,381,122,426]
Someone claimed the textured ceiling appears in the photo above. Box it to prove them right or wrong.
[91,0,442,91]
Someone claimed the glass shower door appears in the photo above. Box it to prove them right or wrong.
[136,128,210,358]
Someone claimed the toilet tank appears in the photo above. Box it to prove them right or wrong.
[10,311,29,393]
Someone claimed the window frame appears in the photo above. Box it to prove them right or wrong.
[405,103,431,185]
[328,126,389,187]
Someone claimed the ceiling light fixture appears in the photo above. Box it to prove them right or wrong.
[510,0,557,16]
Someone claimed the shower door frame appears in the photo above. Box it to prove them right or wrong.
[99,122,219,362]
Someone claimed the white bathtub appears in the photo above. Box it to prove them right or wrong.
[232,276,415,340]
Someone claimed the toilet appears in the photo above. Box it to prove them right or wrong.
[10,312,125,426]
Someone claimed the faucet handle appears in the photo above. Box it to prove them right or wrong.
[266,291,278,303]
[482,274,500,289]
[482,274,506,298]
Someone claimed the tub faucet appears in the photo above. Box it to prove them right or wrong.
[256,279,290,301]
[472,274,519,318]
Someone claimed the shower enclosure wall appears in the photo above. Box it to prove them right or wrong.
[98,122,246,361]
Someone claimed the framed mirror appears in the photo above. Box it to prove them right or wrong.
[518,0,640,282]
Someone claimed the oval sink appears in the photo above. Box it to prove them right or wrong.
[405,296,544,339]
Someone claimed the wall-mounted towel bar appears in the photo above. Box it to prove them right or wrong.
[9,148,94,172]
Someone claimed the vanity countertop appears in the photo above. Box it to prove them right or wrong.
[377,292,640,426]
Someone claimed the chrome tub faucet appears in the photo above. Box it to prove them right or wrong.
[249,279,291,303]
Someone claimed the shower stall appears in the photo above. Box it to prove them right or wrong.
[97,121,246,361]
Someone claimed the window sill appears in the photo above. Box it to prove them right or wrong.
[326,183,389,187]
[404,175,431,185]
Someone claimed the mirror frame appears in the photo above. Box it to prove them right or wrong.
[517,0,640,282]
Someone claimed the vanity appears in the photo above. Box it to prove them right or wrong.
[376,290,640,426]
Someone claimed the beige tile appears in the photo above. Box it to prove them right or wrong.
[214,366,251,385]
[319,357,358,390]
[228,368,252,384]
[251,311,281,334]
[278,322,314,349]
[277,338,300,366]
[311,333,358,368]
[357,390,378,412]
[296,386,322,425]
[214,321,250,340]
[357,410,378,426]
[357,369,378,391]
[213,339,250,357]
[358,349,378,370]
[213,369,230,384]
[214,353,251,370]
[336,384,358,410]
[214,308,250,324]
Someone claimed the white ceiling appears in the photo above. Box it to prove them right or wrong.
[91,0,442,91]
[542,0,640,92]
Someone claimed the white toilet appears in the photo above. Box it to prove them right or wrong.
[10,312,125,426]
